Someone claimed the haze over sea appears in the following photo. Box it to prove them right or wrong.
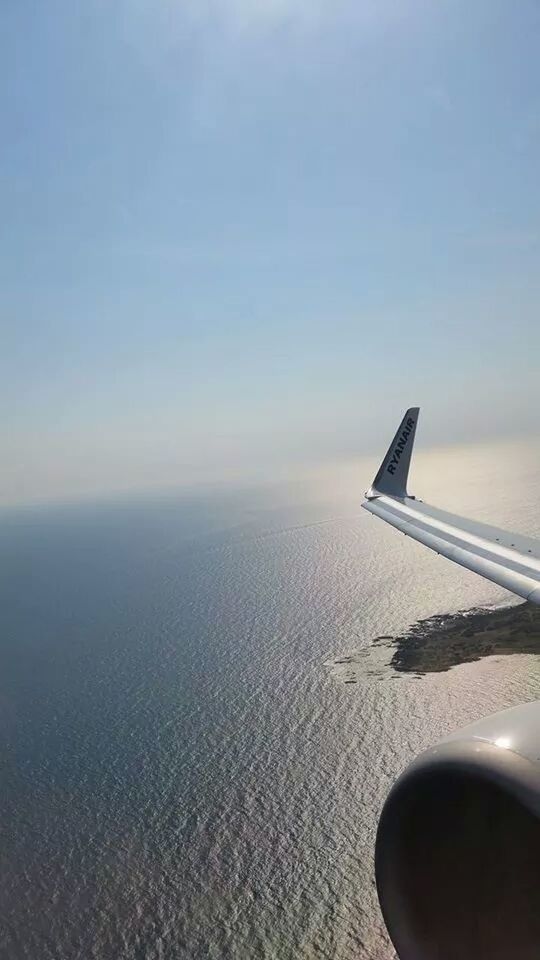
[2,439,540,960]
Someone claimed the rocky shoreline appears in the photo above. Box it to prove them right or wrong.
[388,601,540,674]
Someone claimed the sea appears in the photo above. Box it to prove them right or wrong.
[1,439,540,960]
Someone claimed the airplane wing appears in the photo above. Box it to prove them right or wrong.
[362,408,540,605]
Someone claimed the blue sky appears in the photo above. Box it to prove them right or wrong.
[2,0,540,504]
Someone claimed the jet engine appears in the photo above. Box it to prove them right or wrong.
[375,701,540,960]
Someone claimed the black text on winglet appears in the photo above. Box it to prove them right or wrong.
[366,407,420,500]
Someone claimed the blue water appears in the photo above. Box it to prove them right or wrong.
[2,441,540,959]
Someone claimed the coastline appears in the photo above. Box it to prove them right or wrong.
[388,601,540,674]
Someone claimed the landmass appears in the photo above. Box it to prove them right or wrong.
[390,601,540,674]
[326,602,540,684]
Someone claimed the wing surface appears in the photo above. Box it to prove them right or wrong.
[362,410,540,604]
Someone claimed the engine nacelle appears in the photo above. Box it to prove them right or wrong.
[376,701,540,960]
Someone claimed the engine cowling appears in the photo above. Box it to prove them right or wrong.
[375,701,540,960]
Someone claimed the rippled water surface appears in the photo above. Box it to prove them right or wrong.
[2,440,540,959]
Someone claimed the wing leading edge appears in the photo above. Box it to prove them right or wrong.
[362,409,540,605]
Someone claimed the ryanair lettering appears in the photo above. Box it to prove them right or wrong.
[387,418,415,475]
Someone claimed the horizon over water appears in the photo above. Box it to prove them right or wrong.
[2,438,540,959]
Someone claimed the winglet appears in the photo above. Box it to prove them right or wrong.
[366,407,420,500]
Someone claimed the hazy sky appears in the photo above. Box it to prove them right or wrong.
[2,0,540,505]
